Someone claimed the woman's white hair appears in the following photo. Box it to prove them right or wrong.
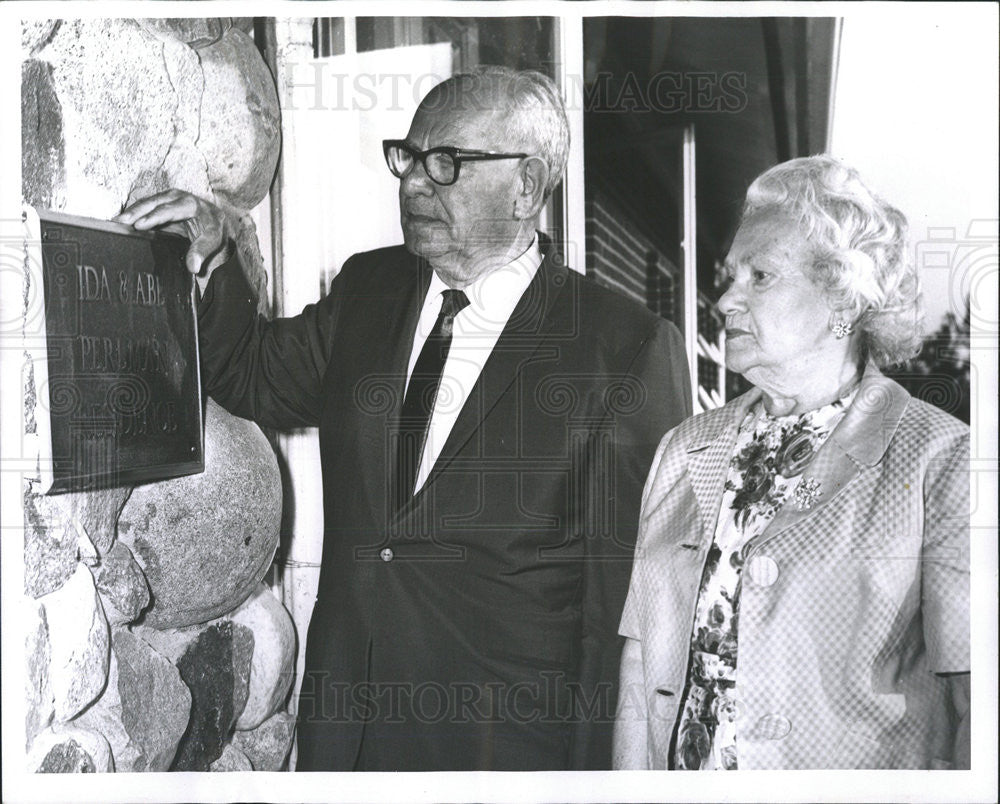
[742,155,924,367]
[422,65,570,200]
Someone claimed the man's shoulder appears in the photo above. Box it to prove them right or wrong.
[339,244,417,279]
[557,264,682,345]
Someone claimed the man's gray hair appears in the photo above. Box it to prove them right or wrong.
[423,65,570,200]
[741,155,924,368]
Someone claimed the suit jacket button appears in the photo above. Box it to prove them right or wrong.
[747,555,779,587]
[380,547,394,562]
[756,713,792,740]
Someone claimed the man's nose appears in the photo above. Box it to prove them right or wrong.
[400,159,434,196]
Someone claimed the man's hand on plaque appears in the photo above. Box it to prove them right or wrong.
[115,190,233,288]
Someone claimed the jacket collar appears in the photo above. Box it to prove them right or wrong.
[758,363,910,543]
[827,363,910,467]
[686,363,908,455]
[683,363,911,547]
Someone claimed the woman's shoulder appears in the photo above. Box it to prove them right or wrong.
[673,395,751,438]
[853,368,969,460]
[859,379,972,479]
[652,395,750,461]
[897,403,970,479]
[893,386,969,452]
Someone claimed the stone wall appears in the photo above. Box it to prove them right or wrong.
[21,18,297,772]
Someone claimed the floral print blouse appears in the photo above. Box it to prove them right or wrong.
[672,391,856,770]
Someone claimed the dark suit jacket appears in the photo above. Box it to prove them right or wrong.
[197,239,691,770]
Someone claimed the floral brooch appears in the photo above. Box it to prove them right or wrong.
[792,476,822,510]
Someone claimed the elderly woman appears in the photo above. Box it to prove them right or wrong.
[613,155,969,770]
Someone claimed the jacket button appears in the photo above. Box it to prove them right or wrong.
[747,555,779,586]
[756,713,792,740]
[380,547,394,562]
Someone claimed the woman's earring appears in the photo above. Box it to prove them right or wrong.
[830,319,853,339]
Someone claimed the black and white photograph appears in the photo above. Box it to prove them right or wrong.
[1,2,996,803]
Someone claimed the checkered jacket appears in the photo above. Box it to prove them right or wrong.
[614,365,970,769]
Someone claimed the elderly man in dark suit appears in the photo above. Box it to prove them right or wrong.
[117,66,691,771]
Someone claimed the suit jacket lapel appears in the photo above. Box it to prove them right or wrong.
[684,389,761,547]
[360,255,432,526]
[407,247,568,508]
[756,364,910,541]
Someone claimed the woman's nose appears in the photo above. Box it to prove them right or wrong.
[717,281,745,316]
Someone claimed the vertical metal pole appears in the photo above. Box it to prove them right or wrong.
[825,18,844,150]
[555,15,587,275]
[343,16,357,55]
[260,19,284,317]
[267,18,324,772]
[682,124,699,412]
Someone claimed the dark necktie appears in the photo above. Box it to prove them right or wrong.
[395,288,470,508]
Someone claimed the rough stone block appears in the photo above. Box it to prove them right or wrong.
[22,20,62,57]
[226,206,272,317]
[25,599,54,747]
[232,711,295,771]
[232,583,296,730]
[23,488,78,599]
[24,484,131,599]
[116,629,192,770]
[38,563,109,721]
[69,486,132,557]
[34,19,179,217]
[135,615,254,729]
[94,541,150,626]
[76,628,191,772]
[22,59,66,209]
[28,725,113,773]
[137,18,232,49]
[169,620,254,771]
[118,398,281,628]
[209,742,253,772]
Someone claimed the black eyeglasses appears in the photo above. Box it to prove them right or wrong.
[382,140,529,186]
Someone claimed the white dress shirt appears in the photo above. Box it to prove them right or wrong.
[404,240,543,492]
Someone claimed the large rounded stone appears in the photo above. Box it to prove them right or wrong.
[125,35,213,206]
[198,29,281,208]
[118,398,281,628]
[37,564,109,722]
[231,583,296,729]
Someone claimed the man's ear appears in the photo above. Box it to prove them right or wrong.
[513,156,550,219]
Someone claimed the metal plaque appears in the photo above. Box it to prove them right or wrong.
[31,208,204,493]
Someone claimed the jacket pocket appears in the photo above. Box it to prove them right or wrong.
[832,728,942,769]
[831,728,882,768]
